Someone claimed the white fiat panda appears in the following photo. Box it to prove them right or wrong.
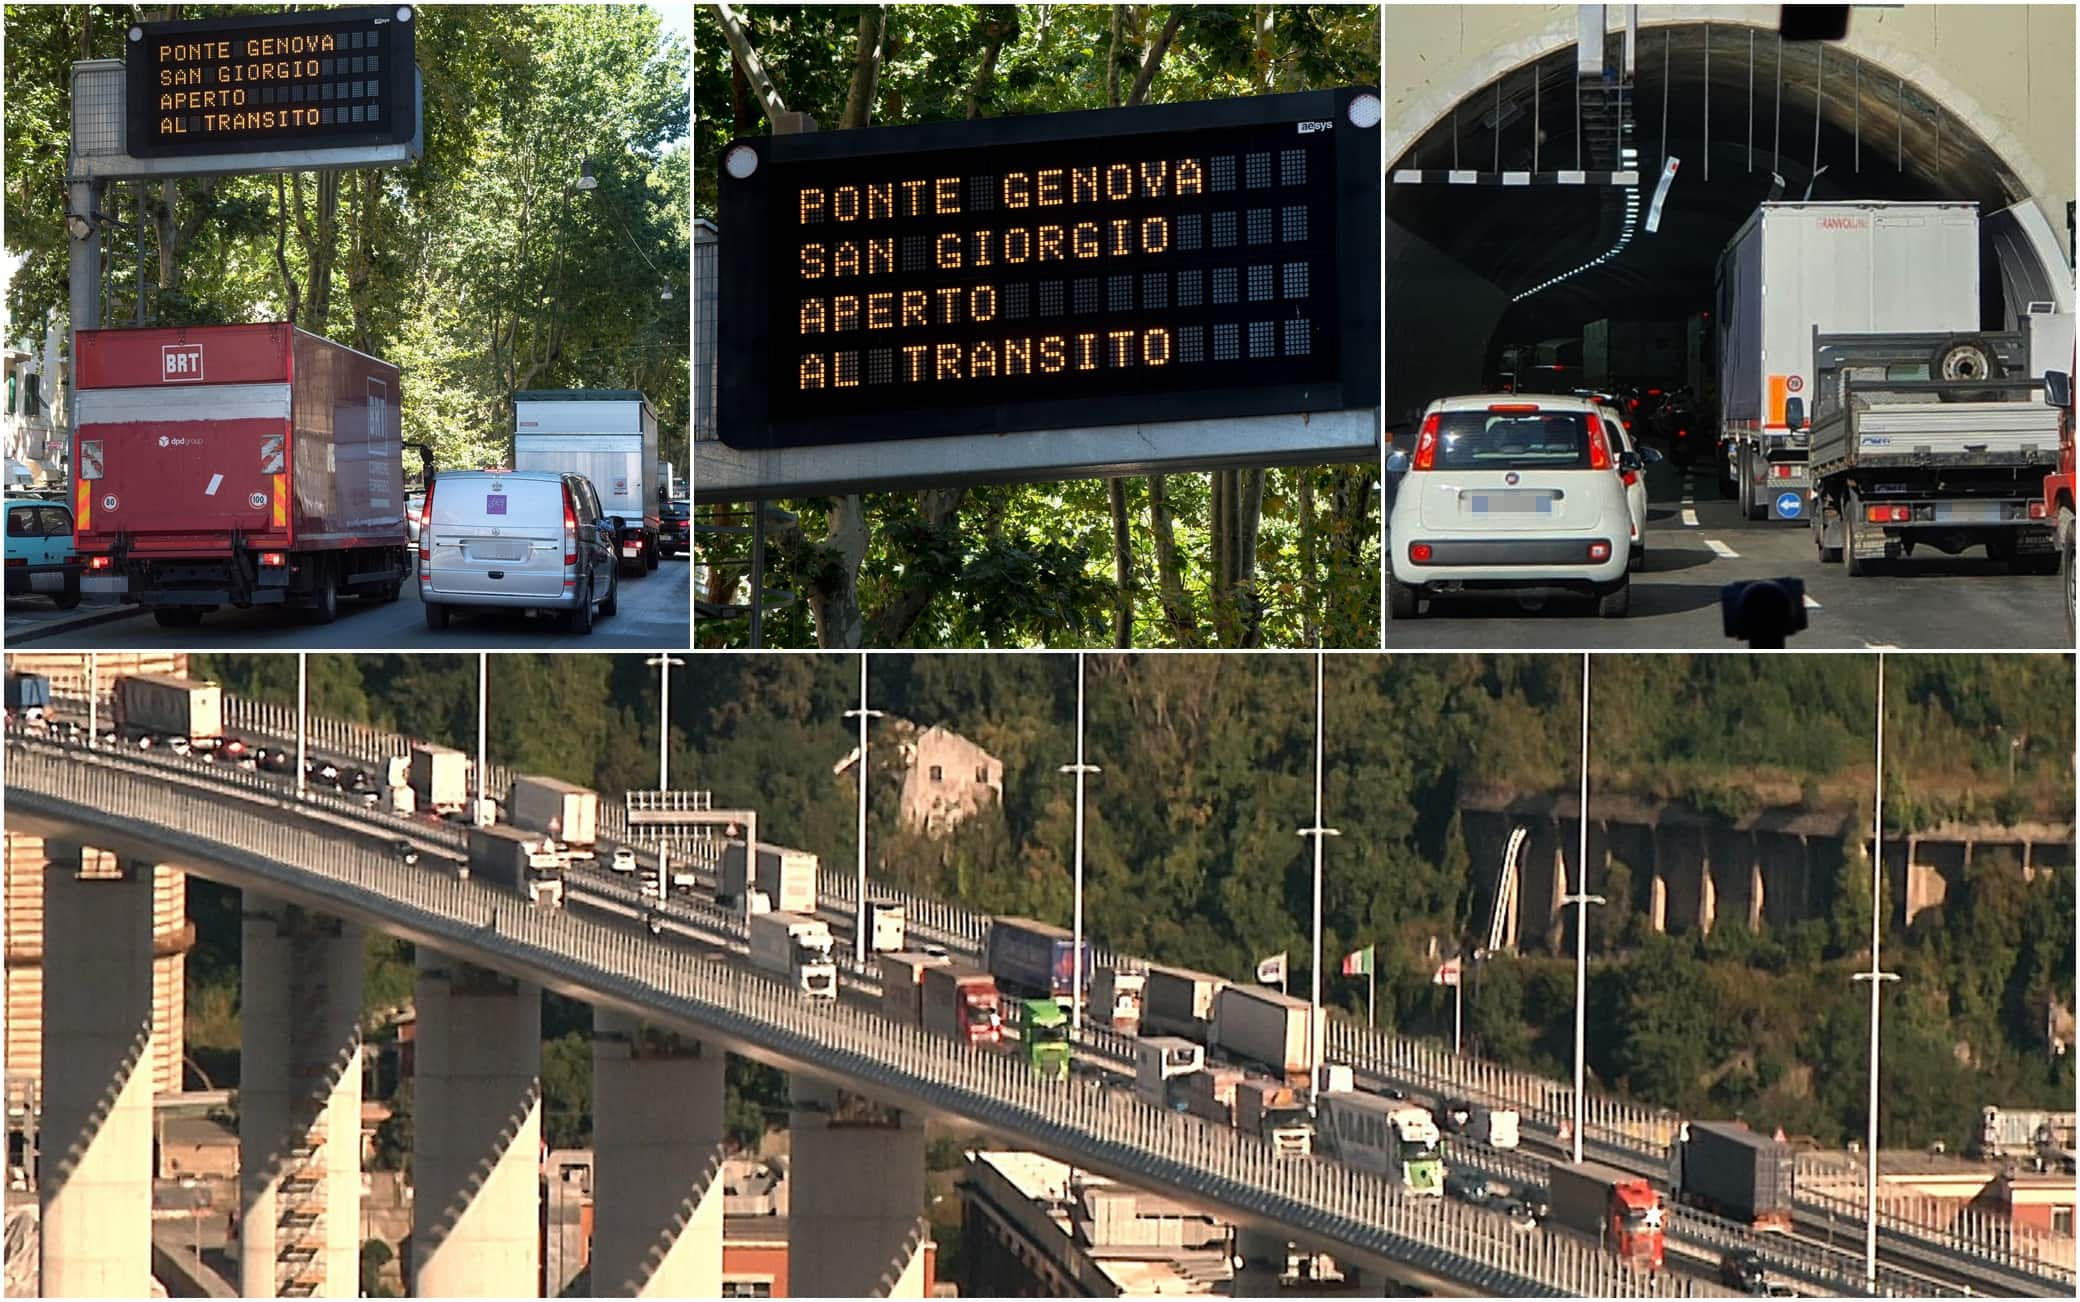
[1387,394,1636,618]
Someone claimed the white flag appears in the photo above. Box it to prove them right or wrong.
[1433,957,1461,987]
[1256,952,1288,985]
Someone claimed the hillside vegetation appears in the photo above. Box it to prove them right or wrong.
[185,652,2075,1150]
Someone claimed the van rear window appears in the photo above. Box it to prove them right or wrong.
[1433,411,1594,470]
[431,477,561,526]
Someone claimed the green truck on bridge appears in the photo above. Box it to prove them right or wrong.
[1011,997,1072,1079]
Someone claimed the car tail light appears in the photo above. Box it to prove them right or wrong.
[86,555,112,571]
[3,558,22,568]
[1588,541,1612,562]
[259,552,287,567]
[1408,542,1434,563]
[563,487,579,568]
[1587,422,1612,470]
[1622,469,1639,487]
[1487,402,1540,413]
[1865,505,1911,523]
[1676,428,1689,440]
[2028,501,2048,520]
[418,481,435,564]
[1647,388,1662,396]
[1411,413,1441,471]
[1773,464,1795,479]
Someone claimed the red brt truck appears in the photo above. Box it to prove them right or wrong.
[73,323,413,626]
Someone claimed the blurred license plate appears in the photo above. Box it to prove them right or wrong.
[1933,501,2000,523]
[1466,491,1552,515]
[470,541,527,562]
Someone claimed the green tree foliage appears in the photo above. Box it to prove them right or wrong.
[694,5,1381,648]
[3,5,690,472]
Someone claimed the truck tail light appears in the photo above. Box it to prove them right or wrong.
[1865,505,1912,523]
[258,552,287,567]
[1773,463,1795,479]
[2028,501,2048,520]
[86,555,113,571]
[1411,413,1441,471]
[1587,422,1612,471]
[1588,541,1612,562]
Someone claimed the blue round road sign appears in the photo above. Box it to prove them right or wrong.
[1775,491,1805,518]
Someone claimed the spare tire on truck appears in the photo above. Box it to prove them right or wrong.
[1931,335,2004,403]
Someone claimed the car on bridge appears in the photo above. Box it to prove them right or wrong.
[1387,395,1636,619]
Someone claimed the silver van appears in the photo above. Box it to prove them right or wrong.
[418,470,617,633]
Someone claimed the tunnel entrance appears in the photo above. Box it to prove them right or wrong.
[1384,19,2073,430]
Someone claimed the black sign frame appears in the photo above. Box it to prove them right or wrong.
[125,5,416,159]
[716,87,1381,452]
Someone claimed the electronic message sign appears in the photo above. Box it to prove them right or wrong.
[715,88,1380,451]
[125,6,416,159]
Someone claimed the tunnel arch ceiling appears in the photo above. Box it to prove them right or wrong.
[1382,5,2076,427]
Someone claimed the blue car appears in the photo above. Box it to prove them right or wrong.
[5,496,81,608]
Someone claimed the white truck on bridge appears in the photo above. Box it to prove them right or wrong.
[409,743,471,816]
[749,910,837,999]
[506,775,600,852]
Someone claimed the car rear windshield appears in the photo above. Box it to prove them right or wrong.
[1433,410,1594,470]
[431,477,564,526]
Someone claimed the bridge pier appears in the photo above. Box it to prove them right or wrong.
[38,842,155,1298]
[238,898,364,1298]
[787,1083,929,1297]
[589,1011,727,1297]
[410,954,542,1298]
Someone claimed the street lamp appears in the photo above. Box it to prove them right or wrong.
[1854,654,1901,1288]
[477,654,489,824]
[576,156,599,192]
[1566,653,1607,1165]
[645,653,685,791]
[1295,651,1340,1103]
[296,654,308,799]
[842,655,883,962]
[1058,653,1101,1034]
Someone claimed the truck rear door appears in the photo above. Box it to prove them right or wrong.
[74,385,290,551]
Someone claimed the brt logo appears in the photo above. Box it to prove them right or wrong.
[161,344,204,381]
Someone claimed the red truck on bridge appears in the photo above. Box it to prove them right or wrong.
[72,323,417,627]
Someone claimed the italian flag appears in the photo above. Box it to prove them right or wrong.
[1340,945,1374,976]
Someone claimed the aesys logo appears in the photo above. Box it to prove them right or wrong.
[1296,120,1333,134]
[161,343,204,381]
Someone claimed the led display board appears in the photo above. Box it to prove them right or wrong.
[716,88,1380,451]
[125,6,416,159]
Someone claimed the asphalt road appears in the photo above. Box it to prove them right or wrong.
[5,558,690,650]
[1386,456,2069,649]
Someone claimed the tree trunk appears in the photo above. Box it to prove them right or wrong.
[1298,467,1318,646]
[964,8,1018,119]
[1147,474,1196,641]
[810,495,872,648]
[1108,478,1134,647]
[840,6,884,129]
[708,3,787,122]
[1105,6,1124,108]
[1127,8,1186,106]
[272,175,301,326]
[1235,467,1266,646]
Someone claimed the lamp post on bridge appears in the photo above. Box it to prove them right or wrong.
[1855,654,1900,1289]
[646,652,685,791]
[1058,653,1100,1035]
[1564,653,1606,1166]
[843,655,883,963]
[296,653,307,799]
[476,653,489,823]
[1295,650,1340,1105]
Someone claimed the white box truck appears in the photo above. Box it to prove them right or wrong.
[507,775,600,850]
[721,842,817,915]
[409,743,471,815]
[468,824,564,909]
[749,911,837,999]
[866,900,907,953]
[111,674,223,746]
[1716,201,1981,521]
[1134,1037,1204,1112]
[513,390,663,574]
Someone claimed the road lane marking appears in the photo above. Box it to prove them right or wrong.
[1704,538,1739,558]
[1681,508,1699,527]
[1803,594,1821,610]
